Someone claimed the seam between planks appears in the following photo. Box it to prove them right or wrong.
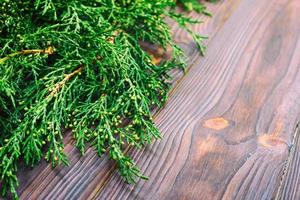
[275,124,300,200]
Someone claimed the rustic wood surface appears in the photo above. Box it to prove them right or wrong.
[14,0,300,199]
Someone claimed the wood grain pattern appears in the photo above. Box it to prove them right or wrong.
[15,0,300,199]
[15,1,241,199]
[95,0,300,199]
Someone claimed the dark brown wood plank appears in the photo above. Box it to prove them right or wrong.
[16,1,239,199]
[276,127,300,200]
[95,0,300,199]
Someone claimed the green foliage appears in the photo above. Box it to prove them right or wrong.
[178,0,209,14]
[0,0,210,198]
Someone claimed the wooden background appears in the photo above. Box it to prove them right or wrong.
[13,0,300,199]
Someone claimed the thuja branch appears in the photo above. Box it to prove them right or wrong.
[0,0,215,199]
[0,46,54,64]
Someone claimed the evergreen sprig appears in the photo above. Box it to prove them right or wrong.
[0,0,210,198]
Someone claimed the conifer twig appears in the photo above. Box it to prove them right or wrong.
[49,65,83,97]
[0,46,54,64]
